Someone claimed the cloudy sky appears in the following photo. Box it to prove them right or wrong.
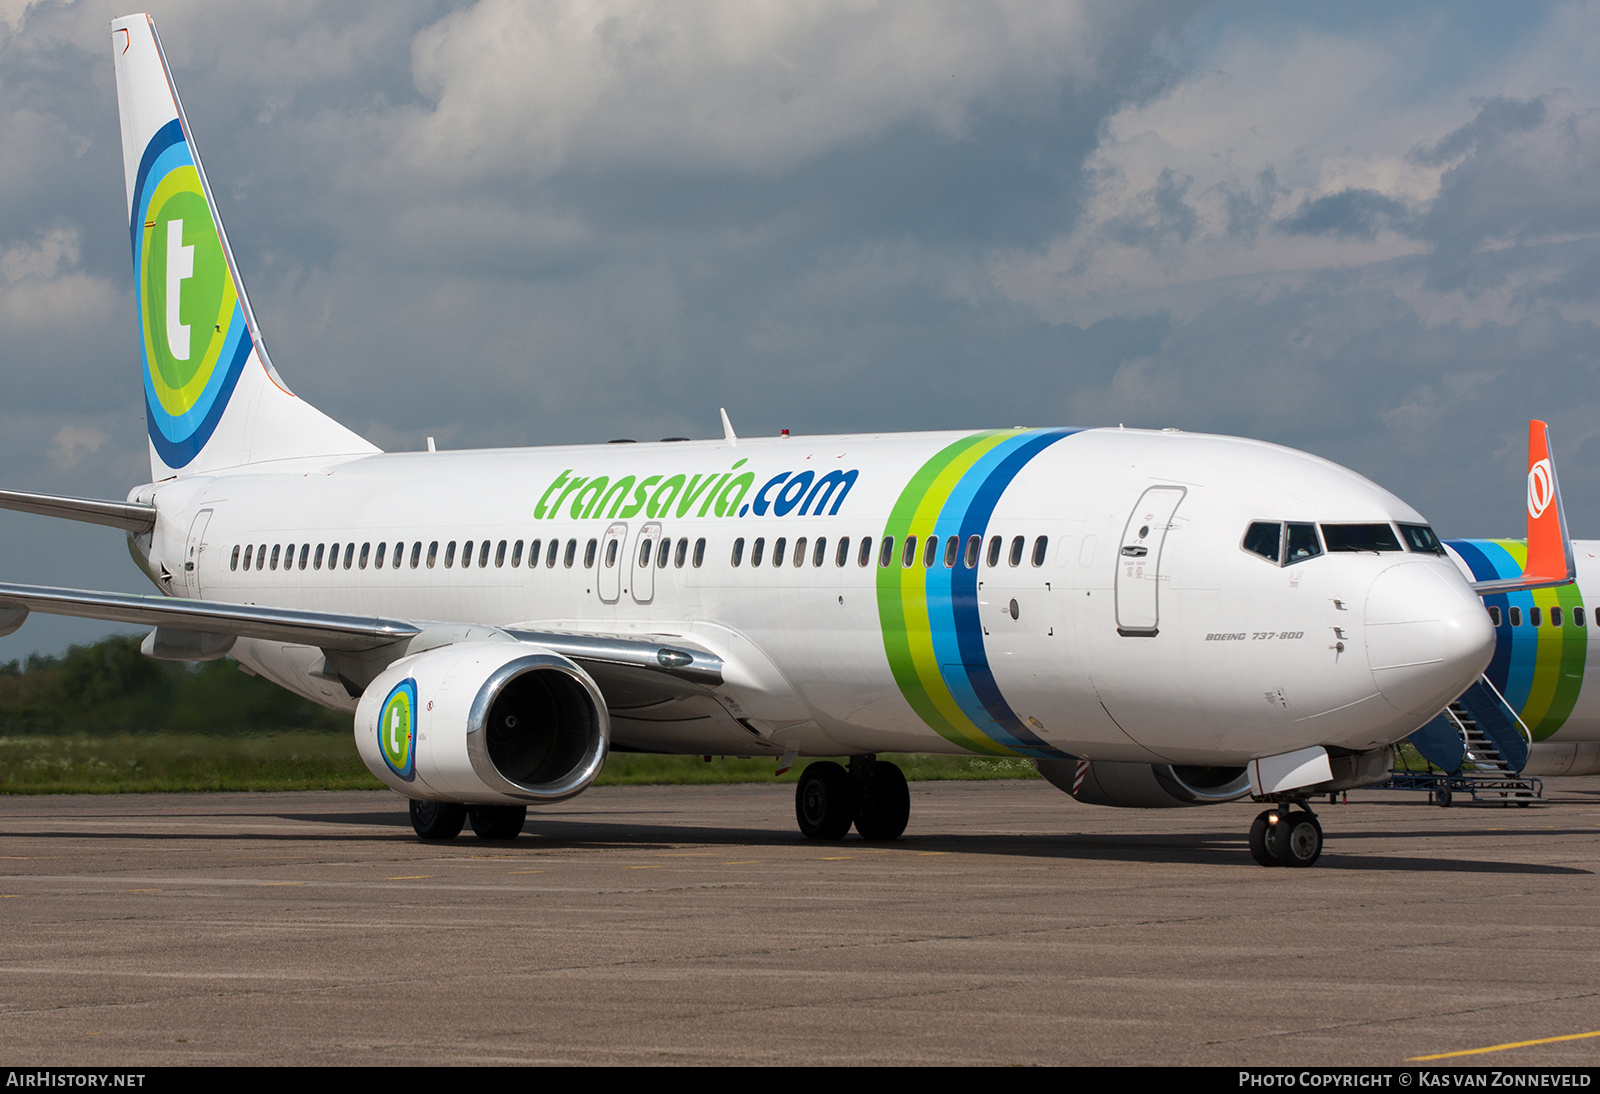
[0,0,1597,660]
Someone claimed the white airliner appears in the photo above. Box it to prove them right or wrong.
[0,14,1551,868]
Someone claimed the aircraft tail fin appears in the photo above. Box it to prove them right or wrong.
[1470,419,1576,595]
[111,14,376,480]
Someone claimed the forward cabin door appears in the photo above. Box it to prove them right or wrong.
[1114,487,1185,637]
[184,509,213,598]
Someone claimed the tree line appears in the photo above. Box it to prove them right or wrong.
[0,635,346,735]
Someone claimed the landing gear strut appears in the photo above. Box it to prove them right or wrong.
[794,756,911,841]
[1248,804,1323,867]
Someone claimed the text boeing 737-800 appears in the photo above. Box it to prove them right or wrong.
[0,14,1553,867]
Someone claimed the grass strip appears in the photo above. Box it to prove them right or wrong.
[0,734,1043,795]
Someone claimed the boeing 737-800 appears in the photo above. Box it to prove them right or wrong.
[0,15,1549,868]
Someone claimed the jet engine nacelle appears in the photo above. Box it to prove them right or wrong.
[1036,759,1252,808]
[354,641,609,806]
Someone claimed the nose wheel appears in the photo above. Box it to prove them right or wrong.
[1248,806,1323,867]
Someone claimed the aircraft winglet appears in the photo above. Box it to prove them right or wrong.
[1471,419,1577,595]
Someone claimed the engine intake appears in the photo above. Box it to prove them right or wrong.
[355,642,609,805]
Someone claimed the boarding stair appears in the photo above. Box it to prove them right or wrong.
[1385,676,1542,806]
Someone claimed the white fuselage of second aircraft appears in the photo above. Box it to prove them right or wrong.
[128,425,1493,768]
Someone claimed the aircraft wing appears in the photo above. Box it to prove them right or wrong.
[0,581,723,688]
[0,581,420,651]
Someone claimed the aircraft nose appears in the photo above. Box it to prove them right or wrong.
[1364,561,1495,717]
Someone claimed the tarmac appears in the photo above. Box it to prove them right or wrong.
[3,777,1600,1066]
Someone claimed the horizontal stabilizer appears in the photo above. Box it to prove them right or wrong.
[0,489,155,533]
[1471,419,1576,595]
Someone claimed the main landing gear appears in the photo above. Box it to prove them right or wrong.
[1248,803,1323,867]
[409,800,527,842]
[795,755,910,841]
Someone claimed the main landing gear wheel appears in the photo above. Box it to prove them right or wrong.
[796,761,857,840]
[853,760,910,841]
[469,805,527,841]
[410,799,466,841]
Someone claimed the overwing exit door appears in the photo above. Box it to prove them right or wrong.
[1115,487,1185,637]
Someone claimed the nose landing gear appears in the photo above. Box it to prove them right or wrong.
[1248,804,1323,867]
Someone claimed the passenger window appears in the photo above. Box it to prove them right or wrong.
[773,537,787,567]
[1488,606,1502,627]
[587,539,599,568]
[270,545,281,570]
[655,538,669,568]
[857,537,873,567]
[511,540,524,567]
[427,541,438,568]
[902,536,917,568]
[693,538,706,567]
[731,538,745,567]
[342,543,353,569]
[528,539,541,567]
[546,539,560,568]
[257,545,266,570]
[965,535,980,569]
[1509,606,1522,627]
[299,544,310,570]
[1321,524,1402,552]
[1577,606,1587,628]
[231,545,240,571]
[1008,536,1024,567]
[495,540,507,567]
[445,541,457,568]
[987,535,1002,568]
[944,537,959,568]
[1551,606,1563,628]
[374,542,386,569]
[793,537,807,567]
[924,536,939,568]
[1399,523,1446,555]
[564,539,577,568]
[836,537,850,567]
[359,543,370,569]
[1530,606,1542,627]
[461,540,474,568]
[813,537,827,567]
[1032,536,1048,567]
[314,544,326,570]
[412,542,423,568]
[751,538,765,567]
[1285,523,1322,564]
[675,538,688,568]
[1243,521,1281,564]
[879,537,894,568]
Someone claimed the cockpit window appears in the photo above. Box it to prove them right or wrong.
[1398,523,1446,555]
[1243,521,1281,564]
[1320,523,1402,553]
[1286,522,1322,564]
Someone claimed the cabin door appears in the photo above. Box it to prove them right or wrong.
[1114,487,1185,636]
[183,509,213,598]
